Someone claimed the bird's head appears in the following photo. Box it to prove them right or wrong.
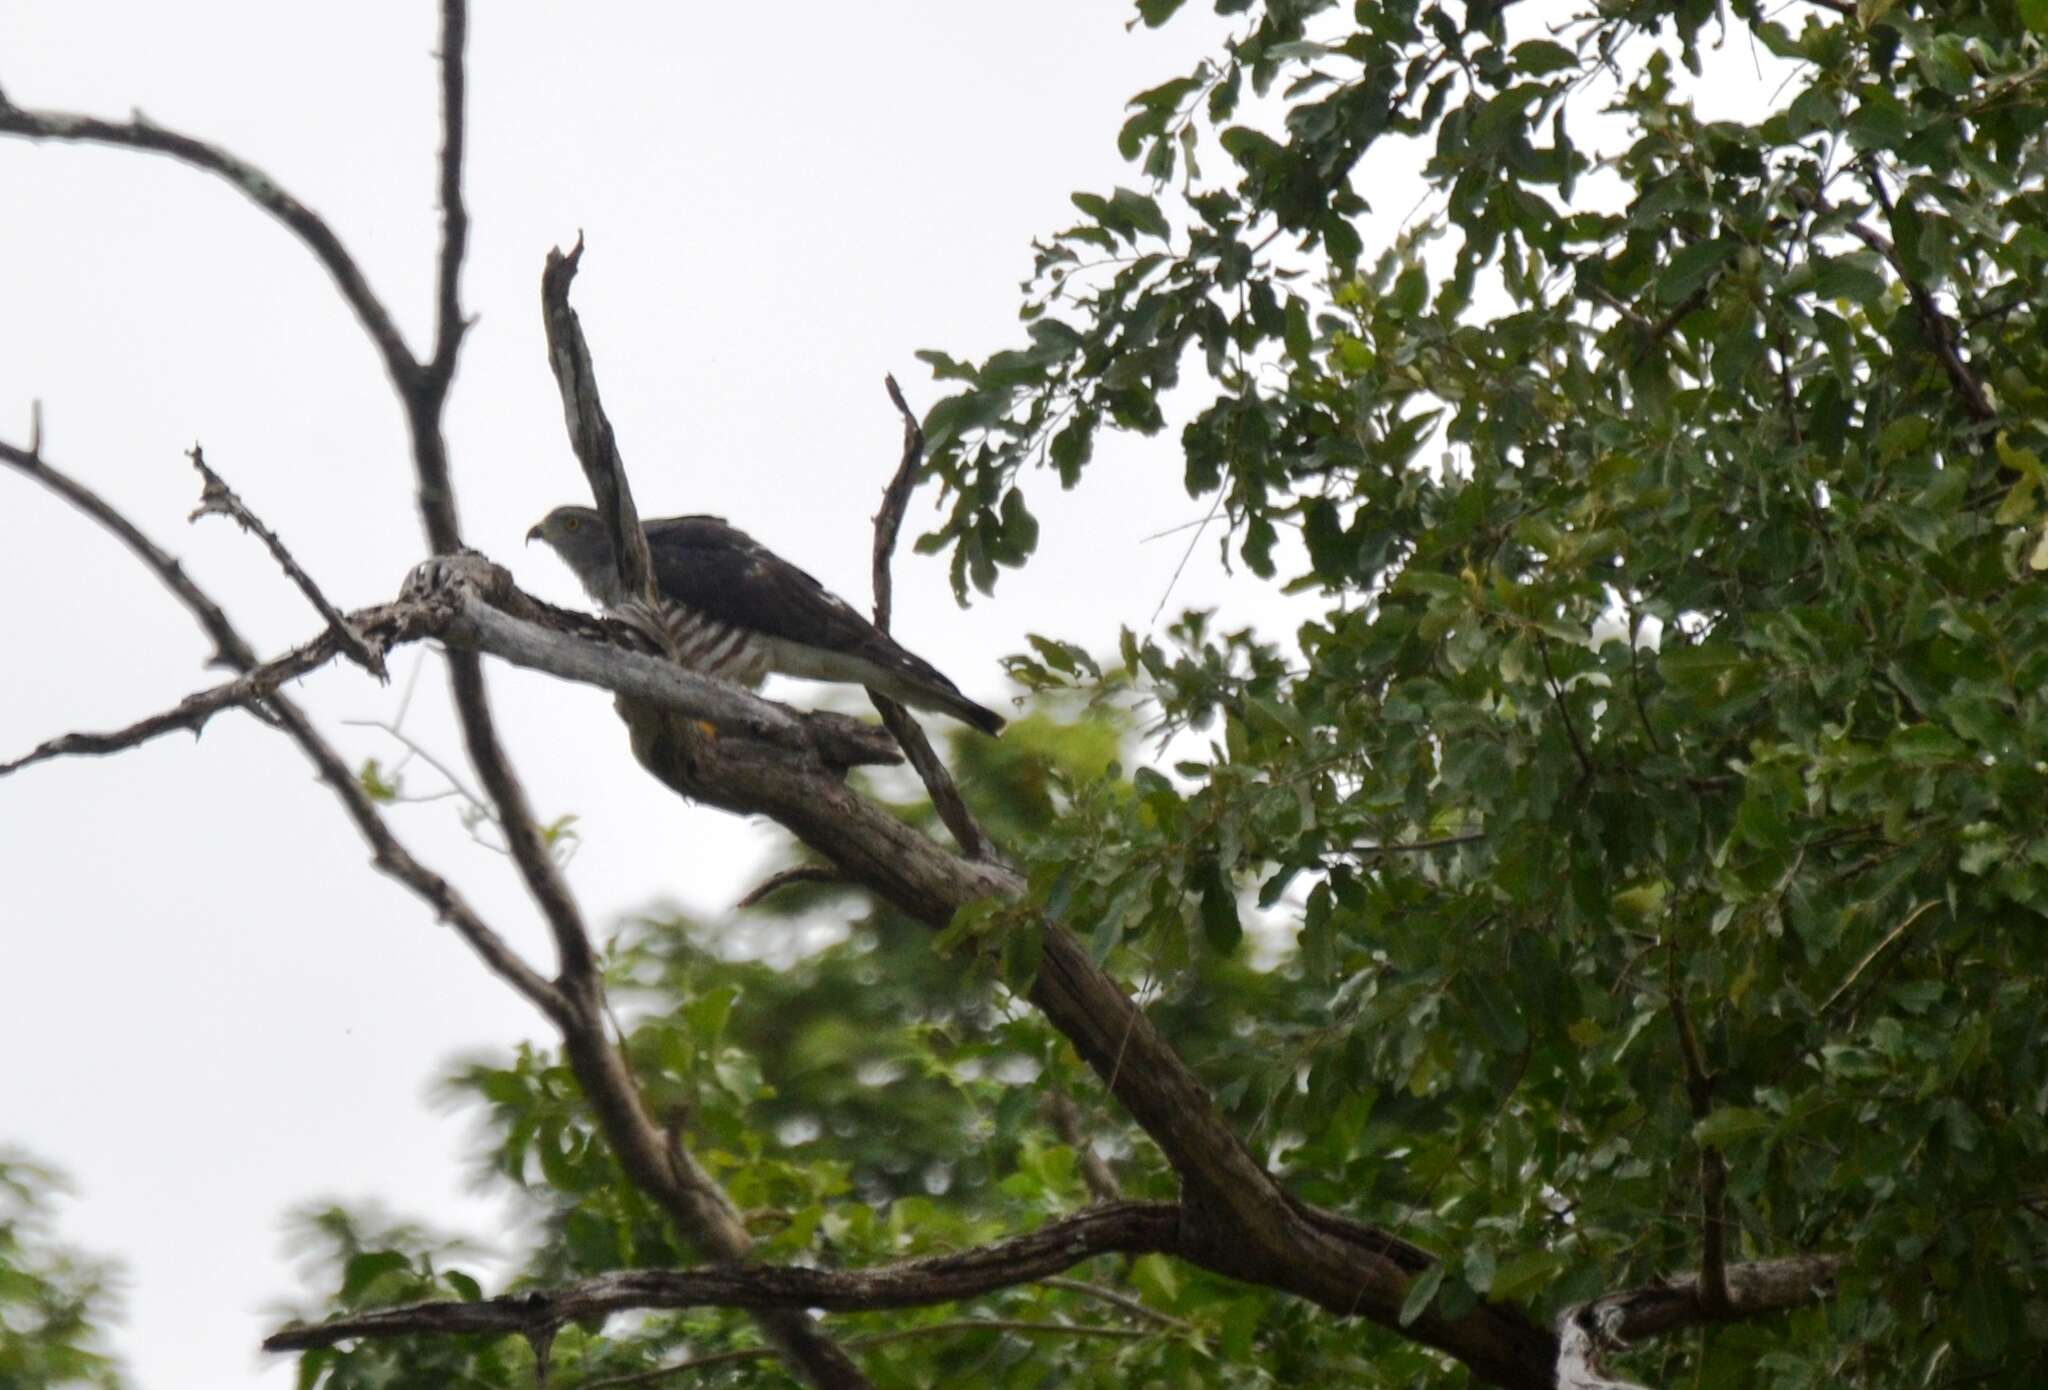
[526,505,621,604]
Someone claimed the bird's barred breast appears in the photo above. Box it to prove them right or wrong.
[654,601,771,687]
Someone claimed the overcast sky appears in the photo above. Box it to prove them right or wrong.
[0,5,1305,1386]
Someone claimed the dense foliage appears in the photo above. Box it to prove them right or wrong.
[177,0,2048,1386]
[915,0,2048,1383]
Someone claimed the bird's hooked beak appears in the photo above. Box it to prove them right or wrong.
[525,523,545,545]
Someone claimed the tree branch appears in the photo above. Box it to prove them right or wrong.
[540,239,659,607]
[736,864,846,909]
[0,96,420,409]
[1666,956,1730,1318]
[1,435,258,670]
[426,0,471,392]
[0,440,565,1021]
[869,374,991,860]
[1044,1091,1123,1205]
[0,623,364,777]
[264,1203,1180,1351]
[186,445,387,678]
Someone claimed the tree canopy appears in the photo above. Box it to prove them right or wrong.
[5,0,2046,1387]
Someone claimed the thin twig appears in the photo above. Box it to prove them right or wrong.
[1535,633,1593,778]
[0,443,564,1020]
[0,626,360,777]
[1,436,257,669]
[187,445,387,678]
[871,377,994,862]
[1038,1278,1190,1331]
[0,99,419,406]
[1820,899,1940,1015]
[1043,1092,1123,1205]
[1349,831,1486,856]
[1825,170,1995,425]
[425,0,471,391]
[736,865,846,909]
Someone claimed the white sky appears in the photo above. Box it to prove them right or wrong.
[0,5,1288,1386]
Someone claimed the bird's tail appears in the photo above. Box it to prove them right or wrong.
[875,673,1006,735]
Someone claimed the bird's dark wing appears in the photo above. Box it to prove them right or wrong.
[643,515,972,695]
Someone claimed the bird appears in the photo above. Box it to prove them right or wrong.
[526,505,1005,735]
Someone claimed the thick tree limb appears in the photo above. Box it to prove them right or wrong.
[1598,1253,1842,1339]
[265,1203,1179,1350]
[187,446,388,678]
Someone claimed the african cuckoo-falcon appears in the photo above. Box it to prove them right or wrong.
[527,506,1004,735]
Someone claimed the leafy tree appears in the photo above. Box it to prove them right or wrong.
[4,1,2046,1388]
[0,1153,125,1390]
[917,0,2048,1383]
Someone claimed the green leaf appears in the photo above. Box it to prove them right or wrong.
[1398,1263,1445,1326]
[1810,254,1887,306]
[1693,1107,1771,1146]
[1283,295,1312,365]
[1511,40,1579,76]
[339,1250,410,1305]
[1656,238,1731,304]
[1200,868,1242,954]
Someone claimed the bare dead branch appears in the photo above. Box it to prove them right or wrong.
[422,566,900,768]
[0,625,357,777]
[736,865,846,909]
[1043,1092,1123,1205]
[869,376,992,861]
[264,1203,1179,1351]
[0,99,419,406]
[426,0,471,391]
[1,436,258,670]
[187,445,388,678]
[1666,956,1731,1318]
[872,374,924,636]
[540,239,658,607]
[0,442,566,1020]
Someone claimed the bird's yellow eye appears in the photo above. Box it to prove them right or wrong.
[564,517,580,532]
